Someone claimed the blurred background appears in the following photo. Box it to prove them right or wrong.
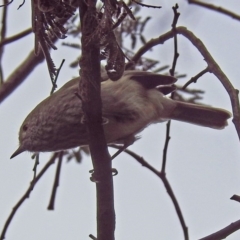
[1,0,240,239]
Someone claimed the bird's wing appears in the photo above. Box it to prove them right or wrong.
[124,70,177,89]
[156,85,176,95]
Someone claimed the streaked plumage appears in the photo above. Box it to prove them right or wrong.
[11,71,231,158]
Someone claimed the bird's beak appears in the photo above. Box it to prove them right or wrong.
[10,145,25,159]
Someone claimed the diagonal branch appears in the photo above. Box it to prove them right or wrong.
[177,26,240,140]
[199,219,240,240]
[188,1,240,21]
[110,145,189,240]
[0,153,59,240]
[0,28,32,48]
[127,27,240,141]
[182,67,209,89]
[0,49,45,104]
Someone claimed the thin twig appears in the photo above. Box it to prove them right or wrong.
[161,18,188,237]
[0,0,13,7]
[161,4,180,173]
[199,219,240,240]
[32,153,40,187]
[0,28,32,48]
[0,153,59,240]
[230,194,240,203]
[110,145,188,240]
[174,73,187,79]
[0,7,75,102]
[17,0,25,9]
[177,26,240,140]
[131,0,161,9]
[169,4,180,76]
[48,151,64,210]
[0,50,45,104]
[188,0,240,21]
[153,65,169,73]
[62,42,81,49]
[161,121,171,173]
[161,1,179,197]
[125,30,175,69]
[182,67,209,89]
[0,1,7,38]
[159,171,189,240]
[127,27,240,140]
[50,59,65,95]
[39,33,57,81]
[89,234,97,240]
[0,0,8,84]
[111,144,160,173]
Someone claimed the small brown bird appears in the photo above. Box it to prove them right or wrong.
[11,70,231,158]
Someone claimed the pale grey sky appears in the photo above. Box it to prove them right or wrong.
[1,0,240,239]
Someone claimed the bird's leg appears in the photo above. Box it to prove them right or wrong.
[110,143,128,160]
[110,135,139,160]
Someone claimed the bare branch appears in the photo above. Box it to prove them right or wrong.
[162,4,181,175]
[161,121,171,173]
[0,0,13,7]
[89,234,97,240]
[182,67,209,89]
[169,4,180,76]
[153,65,169,73]
[0,0,8,83]
[230,194,240,203]
[48,151,64,210]
[125,30,175,69]
[0,26,60,103]
[199,219,240,240]
[110,145,189,240]
[50,59,65,94]
[0,28,32,48]
[131,0,161,9]
[32,153,40,184]
[78,1,115,239]
[177,26,240,140]
[188,1,240,21]
[126,27,240,140]
[0,1,7,41]
[0,50,45,104]
[0,153,59,240]
[17,0,25,9]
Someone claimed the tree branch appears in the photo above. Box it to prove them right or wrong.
[0,49,45,104]
[161,121,171,173]
[230,194,240,203]
[169,4,180,76]
[188,1,240,21]
[110,145,189,240]
[182,67,209,89]
[47,151,64,210]
[0,153,59,240]
[199,219,240,240]
[127,27,240,140]
[177,26,240,140]
[0,0,8,83]
[0,28,32,48]
[78,1,115,239]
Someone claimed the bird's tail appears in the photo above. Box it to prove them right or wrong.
[169,101,231,129]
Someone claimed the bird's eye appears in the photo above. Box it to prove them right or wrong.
[22,125,28,131]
